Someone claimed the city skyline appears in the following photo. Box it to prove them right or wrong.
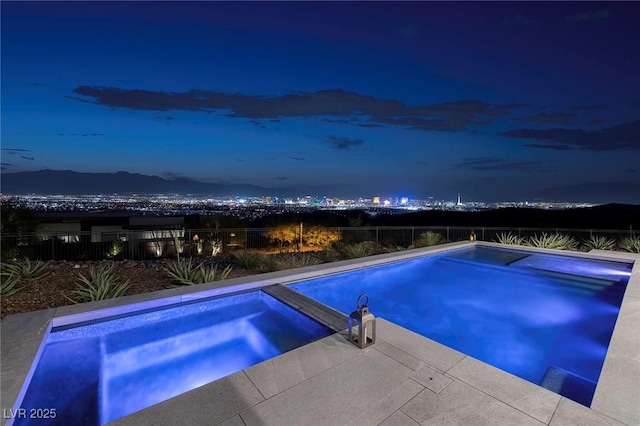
[2,2,640,202]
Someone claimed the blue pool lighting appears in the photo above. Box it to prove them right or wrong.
[290,246,632,406]
[16,290,333,425]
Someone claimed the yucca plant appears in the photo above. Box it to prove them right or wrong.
[165,259,233,286]
[494,232,526,246]
[69,263,130,303]
[1,274,22,297]
[582,235,617,251]
[1,258,49,282]
[525,233,578,250]
[414,232,443,248]
[619,236,640,253]
[339,241,379,259]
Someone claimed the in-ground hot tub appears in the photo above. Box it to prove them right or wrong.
[14,290,333,425]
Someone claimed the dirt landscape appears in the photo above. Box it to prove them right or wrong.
[0,260,253,319]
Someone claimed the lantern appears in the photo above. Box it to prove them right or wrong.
[347,293,376,349]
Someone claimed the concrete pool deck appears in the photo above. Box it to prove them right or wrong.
[1,242,639,425]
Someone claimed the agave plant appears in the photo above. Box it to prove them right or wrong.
[1,258,49,282]
[1,274,22,298]
[318,249,339,264]
[582,235,617,251]
[619,236,640,253]
[414,232,443,248]
[339,241,379,259]
[494,232,526,246]
[69,263,130,303]
[525,233,578,250]
[165,258,232,286]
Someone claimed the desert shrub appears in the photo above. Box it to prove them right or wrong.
[381,246,406,253]
[69,263,130,303]
[619,236,640,253]
[525,233,578,250]
[318,249,339,264]
[230,251,279,273]
[1,258,49,282]
[164,258,233,286]
[582,235,617,251]
[105,239,124,259]
[303,227,341,249]
[414,232,443,248]
[263,225,299,251]
[1,274,21,297]
[276,253,320,270]
[339,241,379,259]
[494,232,526,246]
[230,251,266,269]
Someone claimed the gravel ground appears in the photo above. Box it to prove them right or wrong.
[0,259,252,320]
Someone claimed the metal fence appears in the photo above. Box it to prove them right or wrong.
[1,226,637,262]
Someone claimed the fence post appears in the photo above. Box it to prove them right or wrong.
[376,227,379,244]
[481,227,485,241]
[447,227,450,241]
[411,226,415,244]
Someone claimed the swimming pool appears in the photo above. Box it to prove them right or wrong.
[15,290,333,425]
[290,246,633,406]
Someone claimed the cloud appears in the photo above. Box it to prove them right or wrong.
[566,9,614,23]
[275,176,289,181]
[511,112,577,124]
[2,148,30,154]
[20,156,35,160]
[624,169,638,173]
[571,104,603,111]
[71,86,517,132]
[324,135,364,150]
[500,119,640,151]
[288,156,305,161]
[454,157,546,172]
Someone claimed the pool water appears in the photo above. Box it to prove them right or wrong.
[290,246,632,406]
[16,290,333,425]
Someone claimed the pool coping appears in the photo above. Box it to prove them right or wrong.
[1,241,638,425]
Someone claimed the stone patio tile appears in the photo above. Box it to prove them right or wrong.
[400,380,545,426]
[110,371,264,426]
[375,341,425,371]
[1,309,55,414]
[605,301,640,362]
[375,318,465,372]
[240,348,418,426]
[0,308,54,344]
[550,398,627,426]
[244,333,360,399]
[215,415,246,426]
[379,410,421,426]
[344,380,425,426]
[446,356,560,424]
[590,355,640,426]
[409,365,454,394]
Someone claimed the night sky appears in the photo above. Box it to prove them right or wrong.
[2,2,639,202]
